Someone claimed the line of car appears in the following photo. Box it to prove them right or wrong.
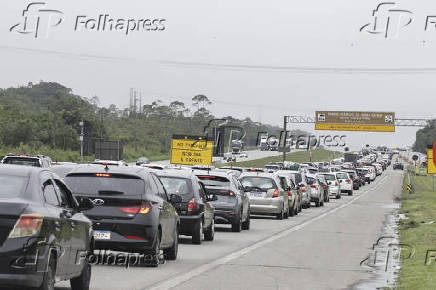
[0,151,396,290]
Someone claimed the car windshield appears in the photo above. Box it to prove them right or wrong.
[0,175,27,197]
[65,174,145,196]
[159,177,193,201]
[2,157,40,167]
[240,177,277,191]
[196,175,230,187]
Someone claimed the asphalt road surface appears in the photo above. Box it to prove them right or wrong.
[57,167,404,290]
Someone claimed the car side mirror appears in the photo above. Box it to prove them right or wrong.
[339,180,343,183]
[169,194,182,204]
[78,198,94,211]
[207,194,218,201]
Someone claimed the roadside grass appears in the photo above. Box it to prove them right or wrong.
[398,171,436,289]
[219,149,342,168]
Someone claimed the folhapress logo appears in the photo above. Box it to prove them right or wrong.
[10,2,64,38]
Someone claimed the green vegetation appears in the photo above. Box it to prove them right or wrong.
[220,149,342,168]
[398,172,436,289]
[413,120,436,153]
[0,81,291,162]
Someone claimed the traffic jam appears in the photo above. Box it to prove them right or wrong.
[0,149,399,290]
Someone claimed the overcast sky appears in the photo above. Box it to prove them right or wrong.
[2,0,436,150]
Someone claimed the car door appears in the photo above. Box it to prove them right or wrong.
[198,181,213,229]
[53,177,89,276]
[40,172,71,278]
[277,176,289,211]
[151,174,175,248]
[233,176,248,220]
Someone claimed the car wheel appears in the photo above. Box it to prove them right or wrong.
[192,220,203,244]
[164,226,178,260]
[337,194,341,199]
[289,203,295,217]
[306,202,311,208]
[204,219,215,240]
[348,190,353,196]
[276,207,284,220]
[232,213,242,232]
[320,200,324,207]
[70,260,91,290]
[284,204,289,219]
[242,211,250,230]
[39,254,56,290]
[299,200,302,212]
[315,199,320,207]
[149,231,161,267]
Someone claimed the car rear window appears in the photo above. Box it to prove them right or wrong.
[65,174,145,196]
[321,174,336,181]
[336,173,348,179]
[2,157,40,167]
[196,175,230,187]
[240,176,277,191]
[0,175,27,197]
[159,177,193,200]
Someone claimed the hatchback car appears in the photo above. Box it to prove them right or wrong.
[1,154,52,167]
[318,173,341,199]
[64,165,181,267]
[239,172,290,219]
[306,174,324,207]
[0,165,93,290]
[194,171,250,232]
[335,172,353,196]
[156,170,216,244]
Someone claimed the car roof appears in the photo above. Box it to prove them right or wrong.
[0,164,46,177]
[66,164,147,177]
[192,170,232,178]
[154,169,196,179]
[240,172,274,178]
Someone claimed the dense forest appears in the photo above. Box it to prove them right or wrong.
[413,120,436,153]
[0,81,301,161]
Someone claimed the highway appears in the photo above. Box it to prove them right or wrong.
[56,167,404,290]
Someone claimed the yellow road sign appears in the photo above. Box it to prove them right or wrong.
[315,111,395,132]
[170,135,214,166]
[427,149,436,175]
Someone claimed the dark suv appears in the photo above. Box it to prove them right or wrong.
[156,170,216,244]
[194,170,250,232]
[1,154,52,167]
[64,165,181,267]
[0,165,93,290]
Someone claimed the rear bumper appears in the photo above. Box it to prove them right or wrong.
[250,198,283,214]
[329,187,340,195]
[179,215,201,235]
[214,209,237,224]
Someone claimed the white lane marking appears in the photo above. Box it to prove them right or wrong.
[146,174,389,290]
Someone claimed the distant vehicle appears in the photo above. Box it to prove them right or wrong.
[316,174,330,203]
[265,164,281,172]
[219,166,244,173]
[136,157,150,166]
[240,172,290,219]
[335,172,353,196]
[342,170,360,190]
[65,165,181,267]
[306,174,324,207]
[393,162,404,170]
[195,171,250,232]
[141,164,169,170]
[0,165,93,290]
[240,153,248,158]
[1,154,52,167]
[92,159,128,166]
[318,173,341,199]
[276,171,301,215]
[344,152,359,163]
[157,170,216,244]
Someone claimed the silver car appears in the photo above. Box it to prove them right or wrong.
[305,174,324,207]
[318,173,341,199]
[240,172,290,219]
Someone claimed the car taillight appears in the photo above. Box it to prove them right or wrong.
[287,190,291,197]
[119,201,152,215]
[301,186,306,192]
[346,179,351,183]
[335,181,338,186]
[188,198,197,213]
[8,214,43,239]
[310,185,319,190]
[322,185,327,189]
[229,191,235,197]
[273,189,279,198]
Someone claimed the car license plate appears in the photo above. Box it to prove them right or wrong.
[93,231,111,240]
[250,192,263,197]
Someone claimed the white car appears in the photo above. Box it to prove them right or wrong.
[363,166,377,181]
[335,172,353,196]
[306,174,324,206]
[372,163,383,176]
[319,173,341,199]
[240,153,248,158]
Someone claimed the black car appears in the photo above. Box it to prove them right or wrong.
[136,157,150,166]
[393,162,404,170]
[0,165,93,290]
[194,170,250,232]
[156,170,216,244]
[1,154,52,167]
[64,165,181,266]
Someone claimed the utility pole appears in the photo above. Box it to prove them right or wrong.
[282,116,288,162]
[80,120,84,162]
